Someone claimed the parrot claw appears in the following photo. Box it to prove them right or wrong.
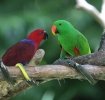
[16,63,37,86]
[26,79,39,86]
[67,60,77,67]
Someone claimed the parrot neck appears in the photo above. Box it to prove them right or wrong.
[58,27,79,51]
[59,28,78,38]
[28,38,42,48]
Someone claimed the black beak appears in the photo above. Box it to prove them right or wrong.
[44,31,48,40]
[55,29,59,34]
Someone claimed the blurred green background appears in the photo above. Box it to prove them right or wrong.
[0,0,105,100]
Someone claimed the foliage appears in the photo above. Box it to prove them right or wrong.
[0,0,104,100]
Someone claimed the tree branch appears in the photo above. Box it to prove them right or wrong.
[76,0,105,28]
[4,64,105,81]
[101,0,105,17]
[0,63,105,99]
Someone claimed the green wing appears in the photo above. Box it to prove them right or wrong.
[76,33,91,55]
[60,48,71,58]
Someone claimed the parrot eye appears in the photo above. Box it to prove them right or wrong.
[40,32,43,34]
[59,23,62,26]
[39,31,45,34]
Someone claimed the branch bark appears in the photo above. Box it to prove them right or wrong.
[76,0,105,28]
[0,64,105,100]
[0,65,105,81]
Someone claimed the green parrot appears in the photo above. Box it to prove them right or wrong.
[51,20,96,85]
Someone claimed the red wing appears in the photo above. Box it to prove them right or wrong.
[74,47,80,56]
[2,41,36,66]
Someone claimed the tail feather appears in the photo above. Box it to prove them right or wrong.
[0,61,14,84]
[67,60,97,85]
[75,63,97,85]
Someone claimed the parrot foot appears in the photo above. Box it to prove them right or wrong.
[16,63,37,86]
[26,80,39,86]
[0,61,15,84]
[67,60,97,85]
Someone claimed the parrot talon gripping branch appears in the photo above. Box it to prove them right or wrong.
[16,63,37,85]
[0,29,48,85]
[51,20,96,85]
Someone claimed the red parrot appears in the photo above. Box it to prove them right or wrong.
[0,29,48,85]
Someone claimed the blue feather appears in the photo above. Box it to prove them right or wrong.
[20,39,34,45]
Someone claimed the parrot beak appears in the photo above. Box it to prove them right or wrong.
[44,31,48,40]
[51,25,59,35]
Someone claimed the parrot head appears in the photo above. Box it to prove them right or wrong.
[27,29,48,44]
[51,20,73,36]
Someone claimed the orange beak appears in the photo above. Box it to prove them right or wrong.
[51,25,57,36]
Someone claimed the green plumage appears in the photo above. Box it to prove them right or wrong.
[52,20,96,85]
[53,20,91,57]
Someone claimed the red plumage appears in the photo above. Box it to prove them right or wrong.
[74,47,80,56]
[2,40,35,66]
[2,29,48,66]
